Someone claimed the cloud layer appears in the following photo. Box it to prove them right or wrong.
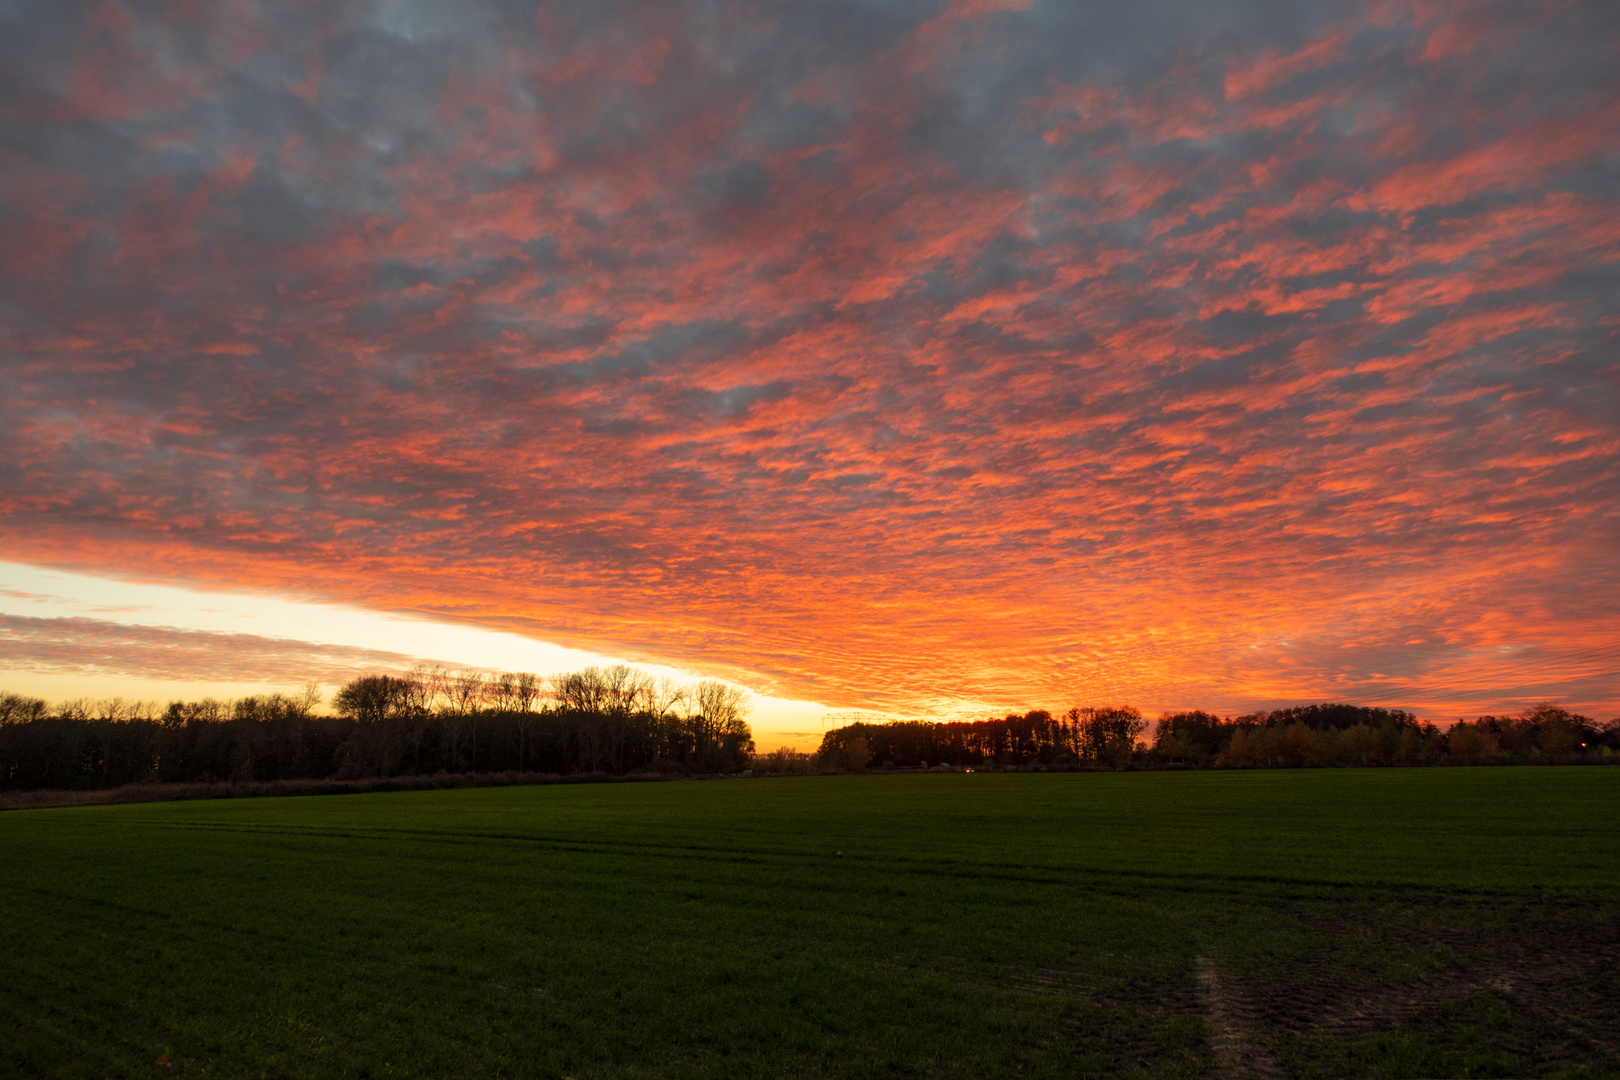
[0,613,420,687]
[2,0,1616,716]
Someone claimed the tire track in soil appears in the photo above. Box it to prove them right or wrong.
[1197,895,1620,1075]
[1196,956,1284,1080]
[1272,896,1620,1071]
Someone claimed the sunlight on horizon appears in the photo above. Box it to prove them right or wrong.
[0,561,833,747]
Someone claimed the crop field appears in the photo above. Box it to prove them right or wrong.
[2,769,1617,1079]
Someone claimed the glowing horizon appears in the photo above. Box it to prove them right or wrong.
[0,562,837,748]
[1,0,1616,726]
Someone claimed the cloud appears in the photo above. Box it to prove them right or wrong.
[0,614,425,686]
[0,0,1616,718]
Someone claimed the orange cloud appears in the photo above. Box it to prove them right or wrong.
[0,0,1615,720]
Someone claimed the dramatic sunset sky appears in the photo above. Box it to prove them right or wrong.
[2,0,1617,741]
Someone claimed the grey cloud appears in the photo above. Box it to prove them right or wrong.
[1,0,1617,714]
[0,614,426,685]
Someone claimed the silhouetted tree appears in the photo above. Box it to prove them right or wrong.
[5,677,1610,793]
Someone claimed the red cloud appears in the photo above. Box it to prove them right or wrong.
[0,0,1615,719]
[1225,30,1349,101]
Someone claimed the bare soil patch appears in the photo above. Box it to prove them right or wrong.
[1213,890,1620,1076]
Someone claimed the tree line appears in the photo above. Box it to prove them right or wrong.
[817,702,1620,770]
[0,665,754,792]
[816,706,1148,771]
[5,677,1616,793]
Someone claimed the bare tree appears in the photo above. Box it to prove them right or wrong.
[692,680,752,770]
[0,692,48,724]
[293,682,322,719]
[483,672,514,712]
[410,664,451,713]
[692,681,748,725]
[644,677,687,764]
[648,677,687,721]
[554,667,609,714]
[600,664,651,714]
[513,672,542,712]
[445,670,485,717]
[510,672,544,772]
[91,697,130,723]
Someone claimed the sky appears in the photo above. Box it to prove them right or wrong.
[1,0,1617,738]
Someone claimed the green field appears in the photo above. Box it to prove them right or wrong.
[3,769,1617,1078]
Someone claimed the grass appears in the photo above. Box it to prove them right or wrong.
[2,768,1617,1078]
